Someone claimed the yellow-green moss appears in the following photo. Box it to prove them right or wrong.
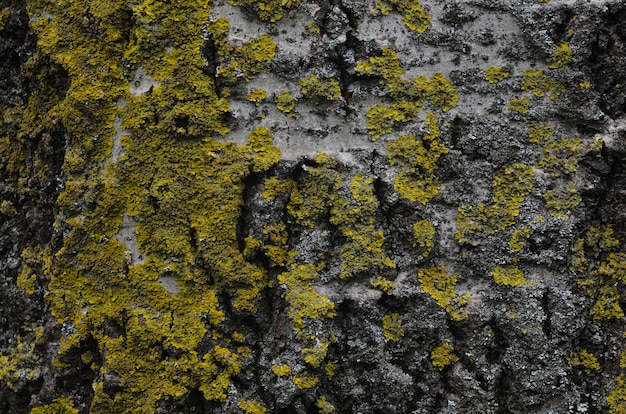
[272,364,293,377]
[31,397,79,414]
[300,75,342,103]
[382,313,405,341]
[568,349,600,373]
[528,123,554,144]
[508,97,530,113]
[417,266,469,321]
[239,399,267,414]
[547,42,573,69]
[372,0,431,33]
[485,66,510,84]
[520,69,565,100]
[543,183,582,218]
[430,343,459,370]
[246,89,268,106]
[493,261,526,287]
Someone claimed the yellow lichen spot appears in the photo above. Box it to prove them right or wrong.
[431,343,459,370]
[308,22,321,34]
[272,364,292,377]
[246,89,267,106]
[239,400,267,414]
[276,92,298,117]
[373,0,431,33]
[301,342,329,368]
[300,75,342,103]
[508,97,530,113]
[520,69,565,100]
[528,123,554,144]
[263,177,294,202]
[547,42,573,69]
[579,81,591,89]
[537,138,582,177]
[543,183,582,218]
[509,226,532,252]
[324,360,336,378]
[366,104,404,141]
[292,372,319,389]
[485,66,509,84]
[371,277,396,294]
[417,266,470,321]
[608,374,626,413]
[382,313,405,341]
[0,8,9,32]
[413,219,435,256]
[317,396,336,414]
[568,349,600,374]
[247,126,281,173]
[493,261,526,287]
[31,397,79,414]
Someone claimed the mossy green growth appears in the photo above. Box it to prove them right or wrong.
[417,266,470,321]
[568,349,600,373]
[382,313,405,341]
[288,152,342,228]
[528,123,554,144]
[300,75,342,103]
[547,42,573,69]
[520,69,565,100]
[537,138,582,177]
[493,261,526,287]
[456,164,535,242]
[277,92,298,117]
[413,219,435,256]
[31,397,79,414]
[239,399,267,414]
[431,343,459,370]
[330,174,396,279]
[485,66,510,84]
[372,0,431,33]
[543,183,582,218]
[508,97,530,114]
[277,264,336,335]
[227,0,301,22]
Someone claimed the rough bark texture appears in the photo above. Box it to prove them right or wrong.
[1,0,626,412]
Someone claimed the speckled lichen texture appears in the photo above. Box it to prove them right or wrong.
[1,0,626,412]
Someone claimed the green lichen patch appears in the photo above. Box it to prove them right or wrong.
[300,75,342,103]
[456,164,535,243]
[568,349,600,373]
[537,138,582,177]
[430,343,459,370]
[508,97,530,114]
[276,92,298,117]
[227,0,302,22]
[413,219,435,256]
[520,69,565,100]
[509,226,532,252]
[543,183,582,218]
[239,399,267,414]
[485,66,510,84]
[330,174,396,279]
[382,313,405,341]
[547,42,573,69]
[31,397,79,414]
[246,89,268,106]
[528,123,554,144]
[492,261,527,287]
[372,0,431,33]
[417,266,470,321]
